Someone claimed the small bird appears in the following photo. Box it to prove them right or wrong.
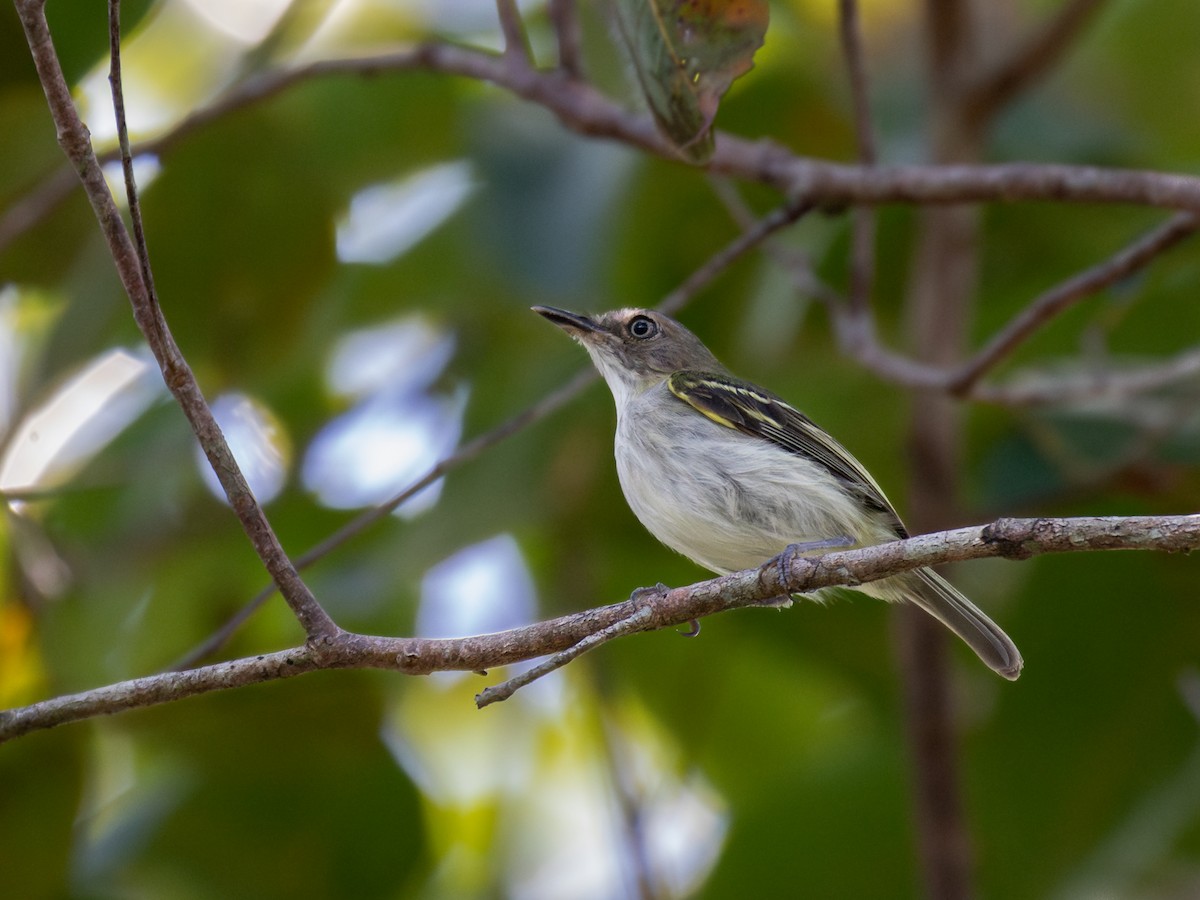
[534,305,1022,680]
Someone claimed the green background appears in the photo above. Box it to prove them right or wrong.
[2,1,1199,897]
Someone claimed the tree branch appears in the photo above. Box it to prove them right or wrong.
[964,0,1108,126]
[949,211,1200,393]
[548,0,583,78]
[972,345,1200,406]
[9,33,1200,256]
[475,604,657,708]
[15,0,337,641]
[108,0,158,318]
[494,0,532,63]
[731,192,1198,406]
[837,0,879,319]
[3,514,1197,743]
[0,164,77,253]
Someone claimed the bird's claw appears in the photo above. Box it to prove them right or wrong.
[753,595,795,609]
[771,535,854,572]
[629,582,670,603]
[762,536,854,607]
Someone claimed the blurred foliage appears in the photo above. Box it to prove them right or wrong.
[2,1,1200,898]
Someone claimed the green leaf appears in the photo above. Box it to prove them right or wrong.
[611,0,769,163]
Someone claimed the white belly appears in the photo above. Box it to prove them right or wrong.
[613,388,887,575]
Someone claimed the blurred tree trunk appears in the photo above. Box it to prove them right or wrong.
[901,2,988,898]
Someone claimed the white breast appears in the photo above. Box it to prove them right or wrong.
[613,384,884,575]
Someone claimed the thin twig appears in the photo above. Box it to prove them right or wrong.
[475,606,656,708]
[5,513,1200,742]
[494,0,532,63]
[756,160,1200,213]
[964,0,1108,126]
[838,0,878,166]
[657,197,813,316]
[710,177,845,308]
[0,165,77,252]
[108,0,151,286]
[10,35,1200,256]
[838,0,878,316]
[972,345,1200,406]
[548,0,583,78]
[599,705,660,900]
[950,211,1200,393]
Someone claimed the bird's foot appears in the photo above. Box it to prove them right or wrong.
[787,535,856,556]
[763,536,854,604]
[771,535,854,571]
[752,595,795,609]
[628,582,670,604]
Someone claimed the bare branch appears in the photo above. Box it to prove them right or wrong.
[495,0,532,63]
[0,165,77,252]
[761,160,1200,213]
[475,605,656,708]
[15,0,336,641]
[107,0,158,327]
[838,0,878,167]
[4,513,1198,742]
[950,211,1200,393]
[658,197,813,316]
[548,0,583,78]
[113,47,1200,213]
[599,705,660,900]
[964,0,1108,126]
[837,0,878,316]
[972,345,1200,406]
[10,35,1200,256]
[728,190,1198,406]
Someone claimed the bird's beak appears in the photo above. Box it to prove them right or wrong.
[532,306,602,335]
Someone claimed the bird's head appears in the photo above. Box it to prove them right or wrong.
[533,306,723,402]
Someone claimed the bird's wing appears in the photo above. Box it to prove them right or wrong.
[667,369,905,532]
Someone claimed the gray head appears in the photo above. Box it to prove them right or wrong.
[533,306,725,401]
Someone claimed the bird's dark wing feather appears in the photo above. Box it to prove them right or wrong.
[667,370,905,533]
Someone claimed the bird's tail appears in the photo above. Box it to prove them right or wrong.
[903,568,1023,680]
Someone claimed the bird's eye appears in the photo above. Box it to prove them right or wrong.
[628,315,658,339]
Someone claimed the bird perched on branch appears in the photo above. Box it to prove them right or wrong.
[534,305,1022,680]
